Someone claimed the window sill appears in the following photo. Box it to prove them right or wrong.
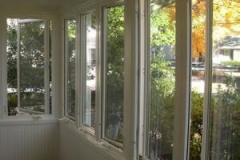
[59,117,125,160]
[0,116,58,126]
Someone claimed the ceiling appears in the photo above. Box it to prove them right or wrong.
[0,0,83,8]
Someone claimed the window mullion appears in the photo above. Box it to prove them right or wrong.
[64,18,77,120]
[44,20,50,114]
[0,18,7,119]
[64,20,69,118]
[201,0,213,159]
[79,14,86,127]
[139,0,148,157]
[95,5,102,141]
[17,20,20,110]
[76,15,81,126]
[124,0,139,159]
[173,0,192,160]
[102,7,108,141]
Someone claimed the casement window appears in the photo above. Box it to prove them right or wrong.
[63,4,125,151]
[64,19,77,119]
[142,1,176,159]
[102,5,125,146]
[7,18,52,116]
[81,11,97,130]
[202,0,240,159]
[138,0,190,159]
[139,0,240,159]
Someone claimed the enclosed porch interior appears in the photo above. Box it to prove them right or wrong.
[1,0,240,160]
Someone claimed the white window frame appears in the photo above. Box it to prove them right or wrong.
[79,10,97,135]
[138,0,192,160]
[123,0,139,159]
[61,0,195,159]
[201,0,213,159]
[64,18,77,121]
[2,17,54,118]
[173,0,192,159]
[61,1,138,159]
[0,16,6,120]
[101,4,125,148]
[16,19,51,115]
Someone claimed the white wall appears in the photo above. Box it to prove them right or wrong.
[0,120,120,160]
[0,120,59,160]
[59,121,118,160]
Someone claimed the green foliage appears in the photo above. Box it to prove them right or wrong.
[191,91,204,136]
[104,6,125,143]
[149,52,175,157]
[7,20,46,90]
[66,19,76,117]
[189,75,240,159]
[20,92,44,109]
[67,19,76,40]
[190,90,204,160]
[151,8,175,47]
[7,93,17,115]
[221,60,240,67]
[148,4,240,159]
[211,76,240,159]
[12,21,46,95]
[7,20,17,88]
[20,21,44,55]
[106,6,125,108]
[151,53,175,94]
[147,5,176,158]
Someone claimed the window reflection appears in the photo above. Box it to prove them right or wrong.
[210,1,240,159]
[190,0,206,159]
[82,12,97,129]
[146,1,176,159]
[104,5,124,145]
[65,19,76,119]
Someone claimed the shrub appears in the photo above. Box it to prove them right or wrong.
[221,60,240,67]
[7,93,17,115]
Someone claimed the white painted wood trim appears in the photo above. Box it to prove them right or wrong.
[123,0,139,159]
[173,0,192,159]
[201,0,213,159]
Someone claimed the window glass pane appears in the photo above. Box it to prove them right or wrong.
[210,1,240,159]
[18,20,45,114]
[7,19,51,116]
[7,19,18,116]
[104,5,124,144]
[65,19,76,119]
[49,21,53,114]
[146,1,175,159]
[82,12,97,129]
[190,0,206,159]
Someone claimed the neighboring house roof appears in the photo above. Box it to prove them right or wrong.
[220,36,240,48]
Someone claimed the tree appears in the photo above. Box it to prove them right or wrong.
[7,20,18,115]
[7,19,18,89]
[213,0,240,44]
[192,0,206,59]
[191,0,240,58]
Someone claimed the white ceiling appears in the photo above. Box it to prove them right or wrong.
[0,0,82,8]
